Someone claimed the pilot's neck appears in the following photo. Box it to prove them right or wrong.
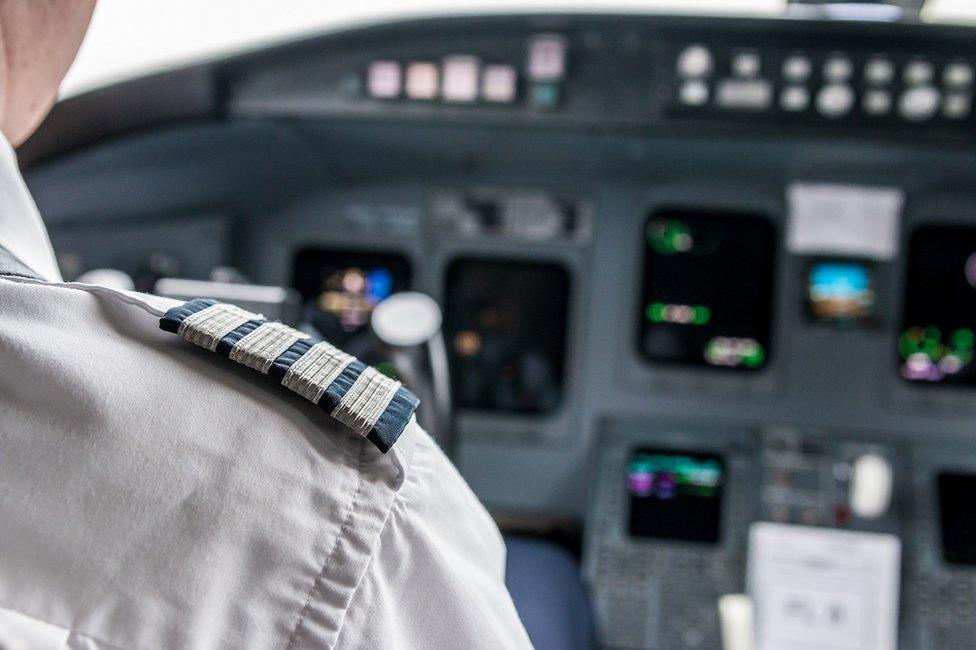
[0,135,62,282]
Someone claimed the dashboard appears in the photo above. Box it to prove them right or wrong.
[20,12,976,650]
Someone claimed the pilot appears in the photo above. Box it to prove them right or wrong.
[0,2,532,648]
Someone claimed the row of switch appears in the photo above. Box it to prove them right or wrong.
[677,44,975,89]
[368,58,519,103]
[679,78,970,121]
[365,33,567,109]
[675,44,974,122]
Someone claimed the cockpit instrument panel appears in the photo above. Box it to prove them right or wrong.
[292,248,411,363]
[638,210,776,370]
[900,225,976,384]
[627,448,725,543]
[938,472,976,565]
[445,259,570,414]
[805,260,877,327]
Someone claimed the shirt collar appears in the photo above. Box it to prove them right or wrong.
[0,135,62,282]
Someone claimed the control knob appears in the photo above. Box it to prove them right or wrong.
[898,85,941,121]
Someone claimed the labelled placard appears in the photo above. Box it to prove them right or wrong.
[787,184,903,260]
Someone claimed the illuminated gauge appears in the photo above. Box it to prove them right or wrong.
[639,209,775,370]
[901,225,976,385]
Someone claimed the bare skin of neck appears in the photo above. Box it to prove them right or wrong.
[0,0,95,146]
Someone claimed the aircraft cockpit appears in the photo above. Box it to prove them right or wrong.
[20,1,976,647]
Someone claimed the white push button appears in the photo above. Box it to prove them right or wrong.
[824,55,853,82]
[367,61,402,99]
[677,44,713,79]
[945,62,975,88]
[944,93,972,119]
[780,85,809,111]
[716,79,772,110]
[904,59,934,85]
[816,83,855,118]
[865,57,894,85]
[441,56,480,103]
[405,62,439,100]
[679,80,709,106]
[864,89,892,115]
[899,85,941,121]
[526,33,567,81]
[732,50,761,78]
[481,65,517,103]
[783,54,811,82]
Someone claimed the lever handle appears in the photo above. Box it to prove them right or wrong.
[371,292,455,459]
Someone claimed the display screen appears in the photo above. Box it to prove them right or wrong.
[292,248,411,362]
[445,259,569,414]
[938,472,976,565]
[805,260,876,326]
[638,210,776,370]
[627,448,725,543]
[900,226,976,384]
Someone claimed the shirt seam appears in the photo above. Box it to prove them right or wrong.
[284,438,368,650]
[329,435,429,649]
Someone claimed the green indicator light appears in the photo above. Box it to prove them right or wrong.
[647,219,693,255]
[953,328,975,351]
[647,303,666,322]
[898,328,924,360]
[924,326,941,342]
[742,345,766,368]
[693,305,711,325]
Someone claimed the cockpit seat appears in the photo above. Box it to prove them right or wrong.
[504,536,595,650]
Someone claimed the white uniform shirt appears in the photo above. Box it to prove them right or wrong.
[0,135,532,650]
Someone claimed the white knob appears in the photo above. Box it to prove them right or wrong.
[904,60,934,85]
[849,453,893,520]
[864,57,894,85]
[679,80,709,106]
[677,44,713,79]
[371,292,442,347]
[781,85,810,112]
[783,55,811,82]
[816,83,854,118]
[945,62,975,88]
[824,55,853,82]
[899,85,941,121]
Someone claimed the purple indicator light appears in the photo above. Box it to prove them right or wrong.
[655,472,678,499]
[628,472,655,497]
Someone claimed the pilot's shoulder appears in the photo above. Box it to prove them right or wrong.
[159,298,419,453]
[0,277,418,454]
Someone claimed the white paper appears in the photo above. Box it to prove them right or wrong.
[748,522,901,650]
[787,184,903,260]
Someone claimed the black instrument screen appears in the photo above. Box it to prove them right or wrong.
[627,448,725,543]
[900,226,976,384]
[938,472,976,565]
[292,248,411,362]
[445,259,570,414]
[638,210,776,370]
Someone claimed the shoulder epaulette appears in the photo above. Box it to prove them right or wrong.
[159,298,419,453]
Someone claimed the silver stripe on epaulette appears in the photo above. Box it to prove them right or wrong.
[331,366,401,437]
[229,321,309,373]
[282,341,355,404]
[177,303,255,351]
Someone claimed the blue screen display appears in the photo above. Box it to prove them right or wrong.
[806,261,874,325]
